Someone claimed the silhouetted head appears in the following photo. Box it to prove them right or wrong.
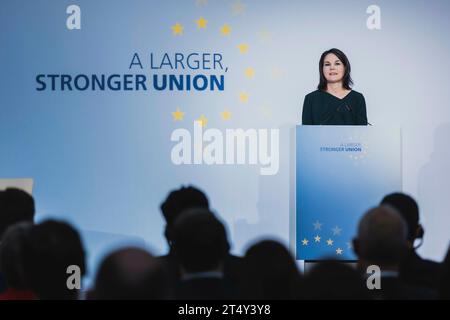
[24,220,85,300]
[160,186,209,247]
[241,240,301,299]
[353,206,408,268]
[381,192,423,246]
[439,245,450,299]
[303,260,368,299]
[172,209,229,274]
[0,188,35,239]
[0,222,33,289]
[92,247,169,300]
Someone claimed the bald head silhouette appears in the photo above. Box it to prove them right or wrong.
[353,205,408,267]
[92,247,169,300]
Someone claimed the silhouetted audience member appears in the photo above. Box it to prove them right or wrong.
[23,220,86,300]
[90,247,170,300]
[353,206,435,299]
[239,240,302,299]
[381,192,442,290]
[172,209,236,299]
[302,260,368,299]
[158,185,242,291]
[439,245,450,299]
[3,184,448,300]
[0,188,35,294]
[0,222,36,300]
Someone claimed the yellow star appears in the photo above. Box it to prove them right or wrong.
[237,43,249,54]
[171,23,184,36]
[232,0,246,15]
[196,17,208,29]
[301,238,309,246]
[239,92,249,103]
[220,110,232,120]
[314,235,321,243]
[220,24,231,36]
[244,67,255,78]
[326,239,334,246]
[172,108,185,121]
[197,114,208,127]
[313,220,323,230]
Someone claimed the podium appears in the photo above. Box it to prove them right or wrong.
[296,126,401,260]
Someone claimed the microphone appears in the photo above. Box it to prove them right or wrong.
[344,103,372,126]
[413,238,424,250]
[320,104,350,125]
[319,107,337,125]
[413,225,425,250]
[320,104,372,125]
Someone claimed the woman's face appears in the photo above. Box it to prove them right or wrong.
[322,53,345,84]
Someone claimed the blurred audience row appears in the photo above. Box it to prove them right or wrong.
[0,186,449,300]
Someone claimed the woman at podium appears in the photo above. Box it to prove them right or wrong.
[302,48,368,125]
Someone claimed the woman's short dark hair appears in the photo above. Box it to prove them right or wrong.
[318,48,353,90]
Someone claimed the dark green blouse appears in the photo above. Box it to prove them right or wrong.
[302,90,368,125]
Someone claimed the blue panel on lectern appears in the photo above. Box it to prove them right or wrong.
[296,126,401,260]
